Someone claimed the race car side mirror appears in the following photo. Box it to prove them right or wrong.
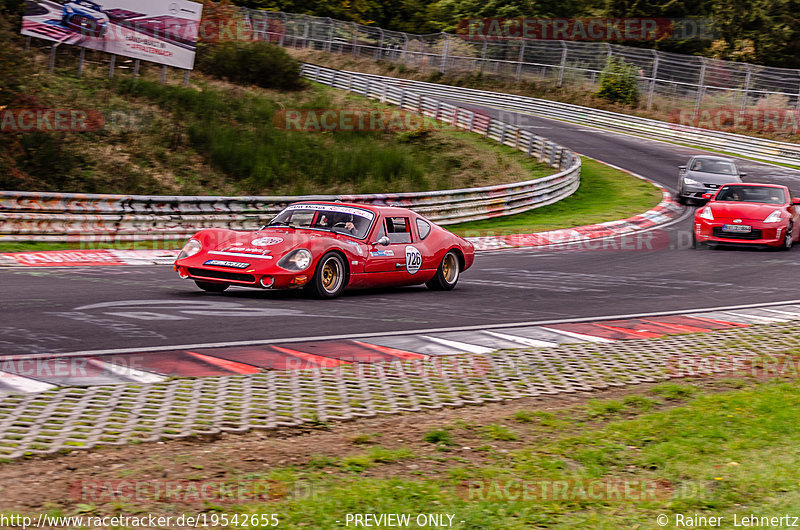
[792,198,800,205]
[702,193,712,199]
[376,236,390,246]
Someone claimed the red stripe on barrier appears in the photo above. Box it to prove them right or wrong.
[683,315,750,328]
[353,341,427,360]
[645,315,746,331]
[104,351,256,377]
[271,346,349,368]
[279,340,419,363]
[186,351,261,375]
[547,322,662,340]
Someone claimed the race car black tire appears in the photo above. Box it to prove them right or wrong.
[426,250,460,291]
[779,222,794,251]
[692,232,707,250]
[308,252,347,299]
[676,194,687,205]
[195,280,229,293]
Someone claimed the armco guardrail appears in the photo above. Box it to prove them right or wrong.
[0,67,580,242]
[331,69,800,167]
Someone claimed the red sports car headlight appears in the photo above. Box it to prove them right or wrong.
[278,248,312,271]
[177,239,202,260]
[764,210,783,223]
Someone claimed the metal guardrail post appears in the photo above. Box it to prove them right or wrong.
[647,50,658,110]
[515,40,525,82]
[440,33,449,74]
[695,57,707,113]
[375,28,384,60]
[740,64,752,111]
[302,14,310,48]
[326,18,334,52]
[557,42,567,87]
[108,54,116,79]
[278,12,286,46]
[133,59,140,79]
[479,37,488,75]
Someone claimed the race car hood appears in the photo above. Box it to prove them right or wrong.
[684,171,740,185]
[705,202,787,221]
[198,227,350,257]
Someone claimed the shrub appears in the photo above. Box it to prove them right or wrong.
[197,41,304,91]
[597,56,640,106]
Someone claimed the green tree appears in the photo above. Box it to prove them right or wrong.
[597,55,639,105]
[709,0,800,67]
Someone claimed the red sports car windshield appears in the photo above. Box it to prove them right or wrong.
[715,185,786,204]
[267,203,376,239]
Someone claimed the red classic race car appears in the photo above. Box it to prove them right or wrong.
[693,183,800,249]
[174,202,475,298]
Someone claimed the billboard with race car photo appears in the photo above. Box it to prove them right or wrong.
[21,0,204,69]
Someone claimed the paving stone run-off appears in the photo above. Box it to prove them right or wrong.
[1,322,798,460]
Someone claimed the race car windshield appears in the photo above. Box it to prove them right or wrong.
[690,159,737,175]
[268,204,375,239]
[715,185,786,204]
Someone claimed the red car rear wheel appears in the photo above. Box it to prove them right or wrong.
[426,250,460,291]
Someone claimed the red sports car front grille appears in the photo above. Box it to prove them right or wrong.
[187,268,256,283]
[712,227,763,240]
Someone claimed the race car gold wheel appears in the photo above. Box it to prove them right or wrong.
[309,252,347,299]
[442,252,458,284]
[426,250,460,291]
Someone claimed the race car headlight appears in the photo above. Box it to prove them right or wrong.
[278,249,312,271]
[764,210,783,223]
[698,206,714,221]
[682,177,700,186]
[177,239,202,260]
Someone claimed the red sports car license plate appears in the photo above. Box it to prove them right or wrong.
[722,224,751,233]
[204,260,251,269]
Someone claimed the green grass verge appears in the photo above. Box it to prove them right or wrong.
[222,378,800,528]
[448,156,663,237]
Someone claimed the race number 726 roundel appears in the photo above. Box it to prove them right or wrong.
[405,246,422,275]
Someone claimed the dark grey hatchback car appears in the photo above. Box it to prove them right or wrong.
[677,156,746,205]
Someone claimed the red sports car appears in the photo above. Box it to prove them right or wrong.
[174,202,475,298]
[693,183,800,249]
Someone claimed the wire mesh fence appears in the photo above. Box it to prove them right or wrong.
[244,9,800,113]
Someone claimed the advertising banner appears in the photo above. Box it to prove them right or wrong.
[21,0,204,69]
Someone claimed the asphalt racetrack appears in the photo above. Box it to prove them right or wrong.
[3,105,800,357]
